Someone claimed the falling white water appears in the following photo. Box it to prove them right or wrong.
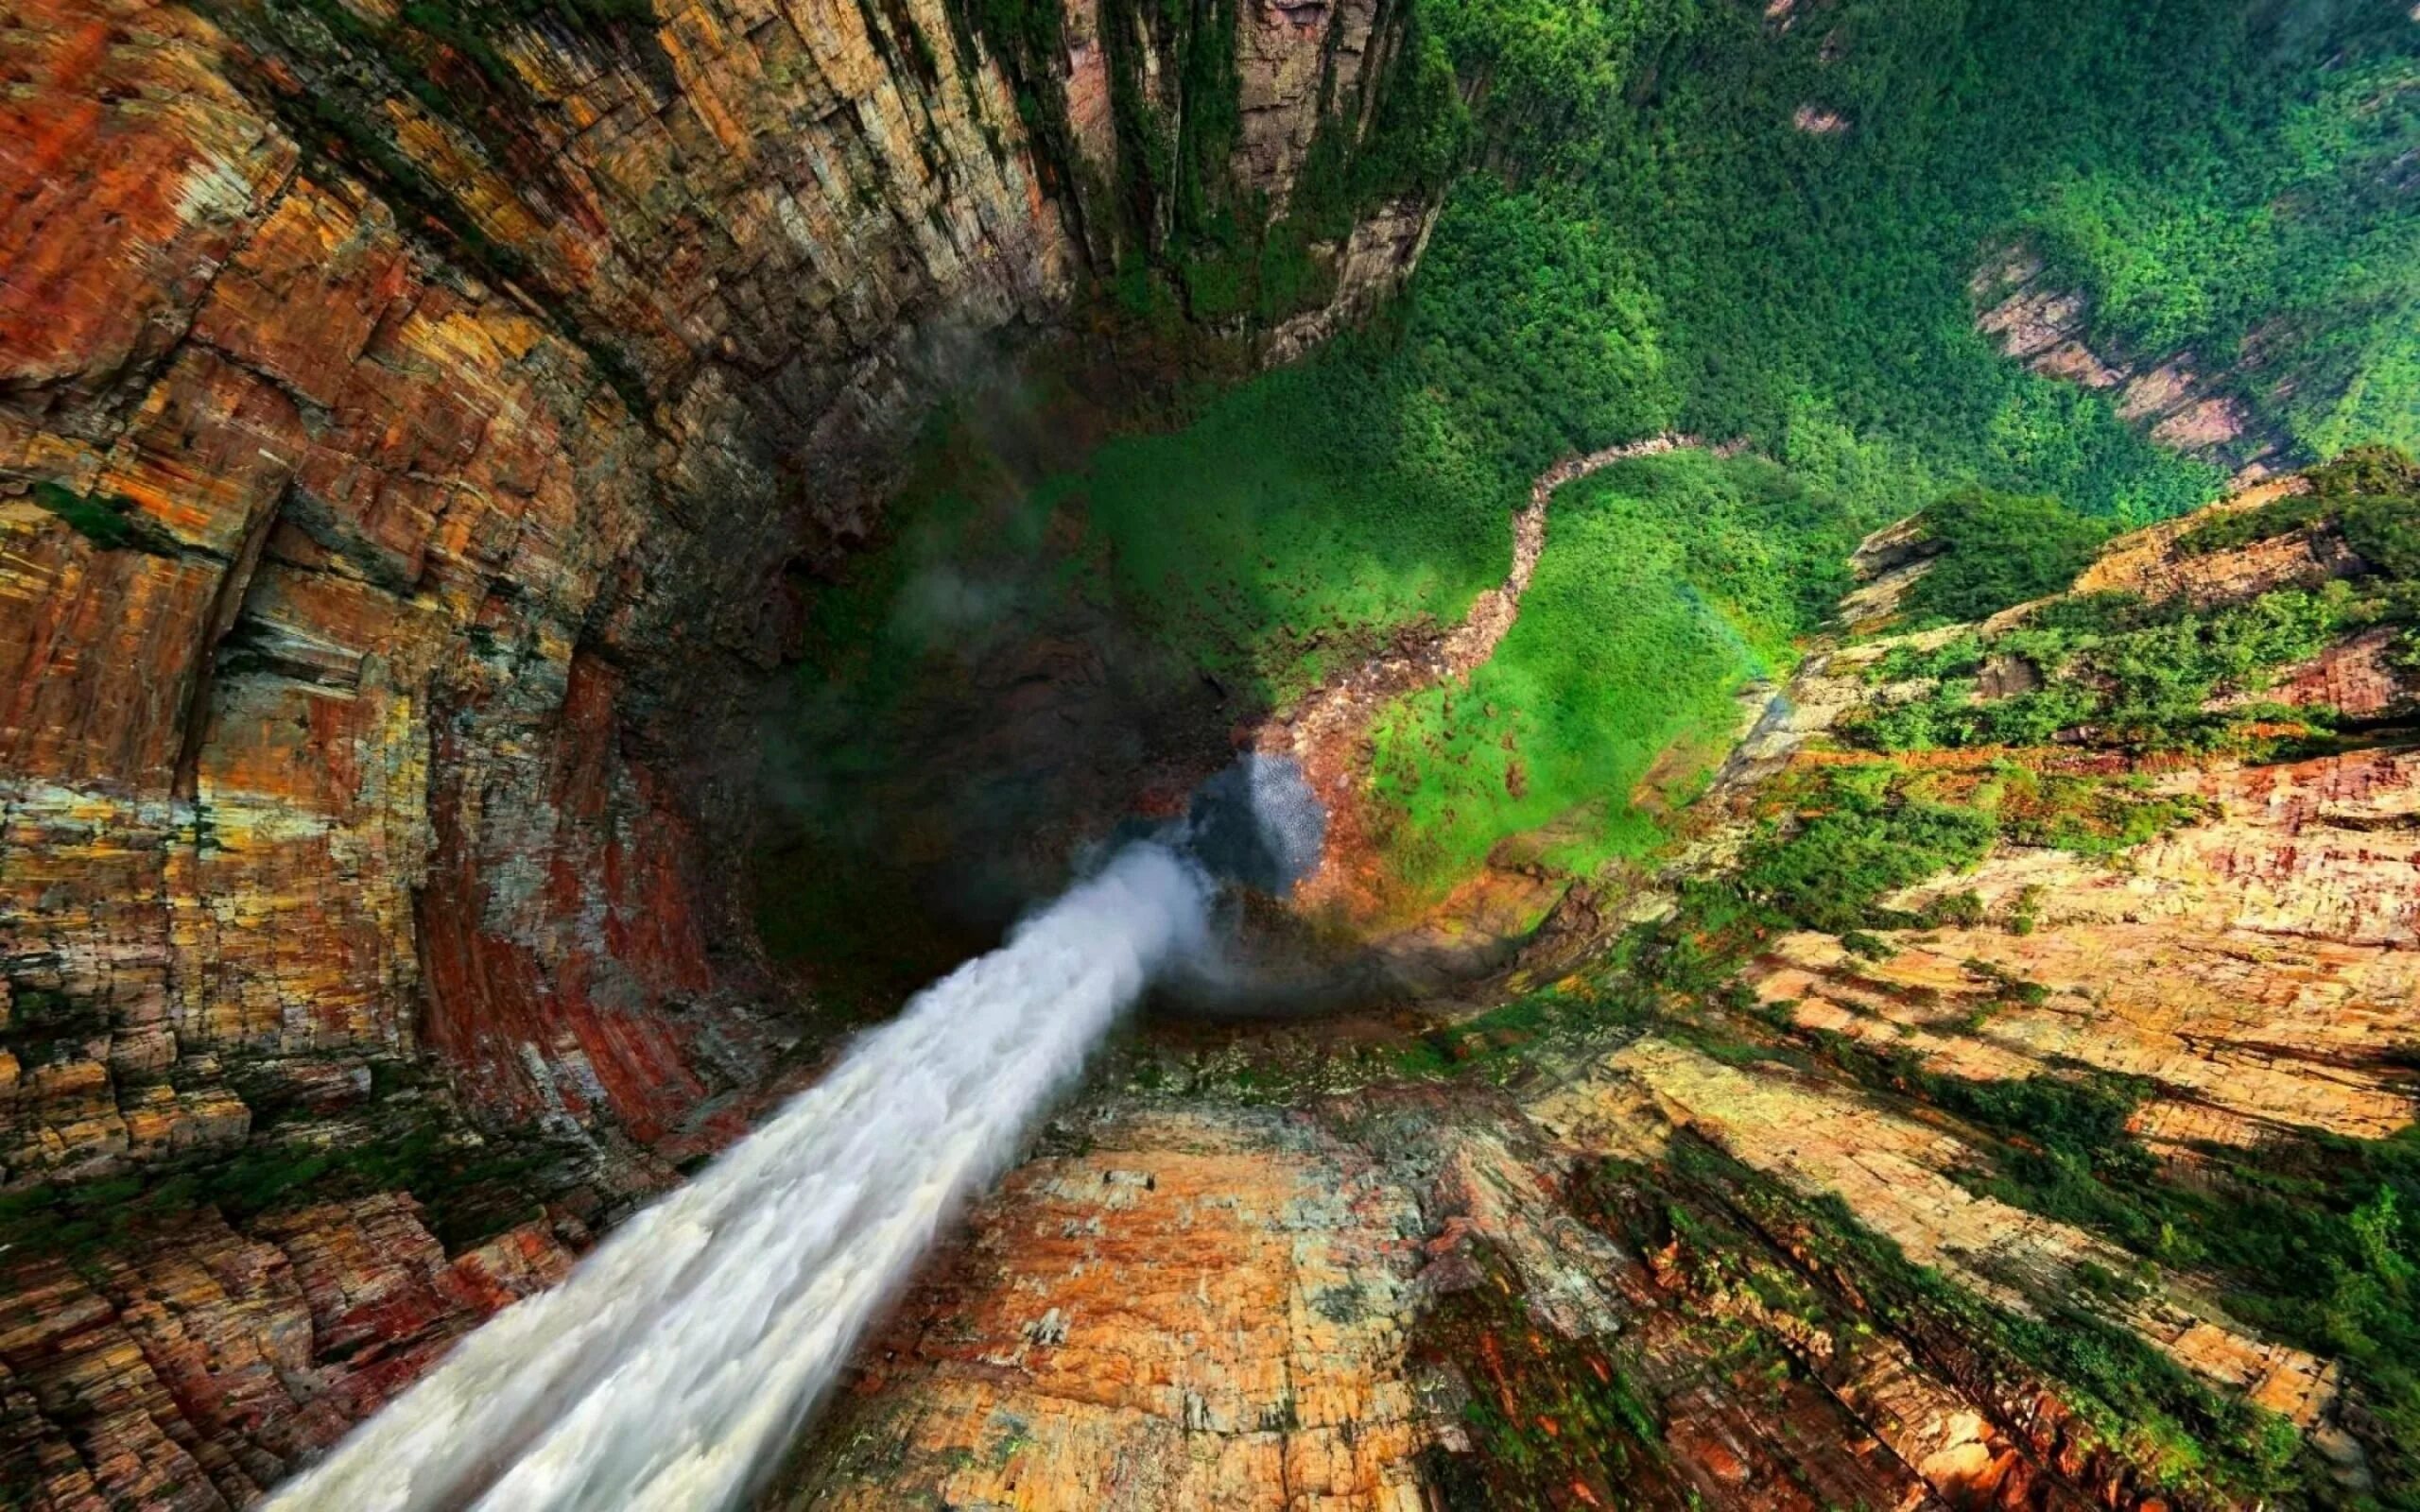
[266,843,1211,1512]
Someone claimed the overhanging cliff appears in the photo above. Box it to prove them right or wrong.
[0,0,1443,1179]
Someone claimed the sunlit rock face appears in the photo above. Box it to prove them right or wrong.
[0,0,1436,1495]
[0,0,1429,1172]
[0,1196,579,1509]
[0,0,1083,1181]
[762,490,2419,1512]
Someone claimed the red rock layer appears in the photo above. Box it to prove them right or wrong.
[0,0,1436,1184]
[0,1196,576,1511]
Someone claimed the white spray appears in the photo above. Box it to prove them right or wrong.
[266,843,1211,1512]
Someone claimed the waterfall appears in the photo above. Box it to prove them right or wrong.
[266,843,1211,1512]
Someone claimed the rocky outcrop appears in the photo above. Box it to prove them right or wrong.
[1972,246,2287,479]
[2063,477,2351,608]
[1751,745,2420,1151]
[0,0,1091,1182]
[0,1195,577,1510]
[1261,197,1440,367]
[772,1107,1434,1510]
[769,1095,1959,1510]
[8,1,2409,1503]
[1549,1036,2344,1435]
[1698,489,2420,1159]
[772,1040,2372,1507]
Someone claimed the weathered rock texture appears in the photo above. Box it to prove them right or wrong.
[1755,747,2420,1150]
[772,1033,2377,1508]
[775,1107,1434,1510]
[1972,246,2288,479]
[776,1096,1962,1511]
[0,1195,577,1509]
[2066,477,2344,607]
[1720,490,2420,1157]
[0,0,1439,1493]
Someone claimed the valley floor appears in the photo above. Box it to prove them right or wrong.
[767,468,2420,1510]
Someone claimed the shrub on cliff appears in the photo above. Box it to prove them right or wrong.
[2177,444,2420,580]
[1895,487,2114,625]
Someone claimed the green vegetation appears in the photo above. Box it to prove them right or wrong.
[1080,361,1515,703]
[1289,0,2411,880]
[1825,1042,2420,1505]
[1846,453,2420,756]
[777,0,2420,909]
[1647,1138,2314,1505]
[2177,444,2420,575]
[1427,0,2420,478]
[1849,584,2361,752]
[760,1,2420,1486]
[1893,487,2115,625]
[1366,451,1861,891]
[1381,670,2395,1500]
[0,1099,567,1275]
[1992,769,2219,856]
[1064,0,2415,884]
[1726,765,1997,934]
[1526,576,2409,1503]
[28,481,179,556]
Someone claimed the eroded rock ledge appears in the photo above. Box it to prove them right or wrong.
[772,479,2418,1509]
[2,0,1441,1494]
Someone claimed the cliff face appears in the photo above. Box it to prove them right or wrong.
[1972,246,2288,482]
[0,0,1429,1173]
[1,0,1436,1495]
[2,1197,577,1511]
[767,475,2419,1510]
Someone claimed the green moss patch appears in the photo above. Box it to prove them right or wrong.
[28,482,180,556]
[1364,451,1861,895]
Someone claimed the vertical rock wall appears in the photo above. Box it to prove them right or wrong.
[0,0,1435,1185]
[0,0,1441,1495]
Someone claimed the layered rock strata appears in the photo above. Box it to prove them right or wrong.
[772,485,2415,1509]
[1972,247,2287,479]
[1,0,1440,1493]
[0,1195,577,1509]
[0,0,1432,1179]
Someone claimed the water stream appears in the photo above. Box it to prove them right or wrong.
[266,842,1212,1512]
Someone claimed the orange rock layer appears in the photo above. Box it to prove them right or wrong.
[2,0,1441,1495]
[0,1195,576,1509]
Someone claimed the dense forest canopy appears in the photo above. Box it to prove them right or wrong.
[770,0,2420,941]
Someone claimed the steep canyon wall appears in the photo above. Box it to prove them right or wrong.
[0,0,1435,1497]
[1,0,1429,1178]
